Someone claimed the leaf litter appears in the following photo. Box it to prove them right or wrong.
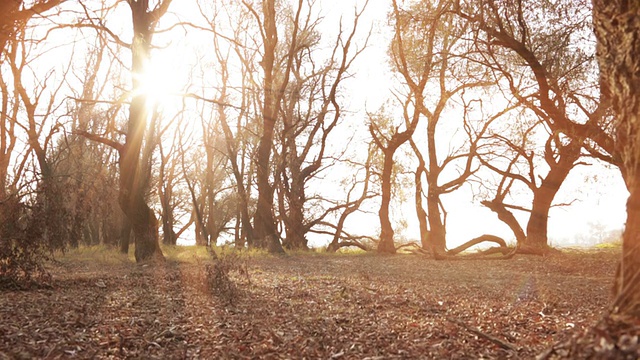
[0,249,619,359]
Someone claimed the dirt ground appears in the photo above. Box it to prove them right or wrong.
[0,248,622,359]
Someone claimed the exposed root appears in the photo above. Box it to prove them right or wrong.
[447,235,508,255]
[515,244,562,256]
[325,240,371,253]
[432,234,517,260]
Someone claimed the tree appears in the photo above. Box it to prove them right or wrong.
[379,0,496,254]
[157,126,192,246]
[0,0,63,59]
[274,2,369,251]
[369,0,444,254]
[455,0,618,251]
[6,9,85,253]
[194,0,263,249]
[201,0,370,252]
[55,39,124,248]
[478,118,583,253]
[246,0,290,253]
[368,110,415,254]
[593,0,640,318]
[179,124,236,247]
[211,6,258,249]
[117,0,172,262]
[324,145,378,253]
[0,0,69,286]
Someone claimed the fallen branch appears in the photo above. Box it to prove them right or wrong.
[449,318,518,352]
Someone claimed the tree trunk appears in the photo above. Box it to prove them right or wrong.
[234,210,243,248]
[410,140,430,249]
[282,163,309,250]
[160,190,177,246]
[612,182,640,315]
[593,0,640,317]
[252,0,284,254]
[217,97,253,248]
[283,197,308,250]
[117,0,169,263]
[416,187,430,250]
[119,217,131,255]
[194,208,209,246]
[425,121,446,254]
[525,140,581,248]
[426,189,446,253]
[162,219,177,245]
[378,149,397,254]
[524,188,554,248]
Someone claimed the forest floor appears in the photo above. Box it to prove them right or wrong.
[0,246,622,359]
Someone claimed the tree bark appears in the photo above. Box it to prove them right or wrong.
[425,121,446,253]
[593,0,640,317]
[119,217,131,255]
[410,140,431,249]
[282,175,308,250]
[426,189,446,253]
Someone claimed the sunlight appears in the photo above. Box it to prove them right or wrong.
[134,54,186,110]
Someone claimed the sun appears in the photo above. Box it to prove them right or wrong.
[135,56,185,109]
[132,34,197,112]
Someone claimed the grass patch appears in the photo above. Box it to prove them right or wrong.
[54,244,271,266]
[595,241,621,249]
[54,245,132,264]
[161,245,212,263]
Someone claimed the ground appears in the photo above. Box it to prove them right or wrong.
[0,247,622,359]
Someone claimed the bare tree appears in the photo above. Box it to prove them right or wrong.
[324,145,378,253]
[78,0,173,261]
[117,0,172,262]
[0,0,63,59]
[55,38,126,248]
[273,2,369,250]
[200,0,370,252]
[157,125,193,246]
[368,0,446,254]
[374,0,495,254]
[456,0,615,160]
[0,0,65,285]
[194,0,261,248]
[243,0,291,253]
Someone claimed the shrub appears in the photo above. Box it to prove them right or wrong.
[203,250,250,305]
[0,193,50,289]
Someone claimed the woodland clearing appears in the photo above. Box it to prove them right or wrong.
[0,247,620,359]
